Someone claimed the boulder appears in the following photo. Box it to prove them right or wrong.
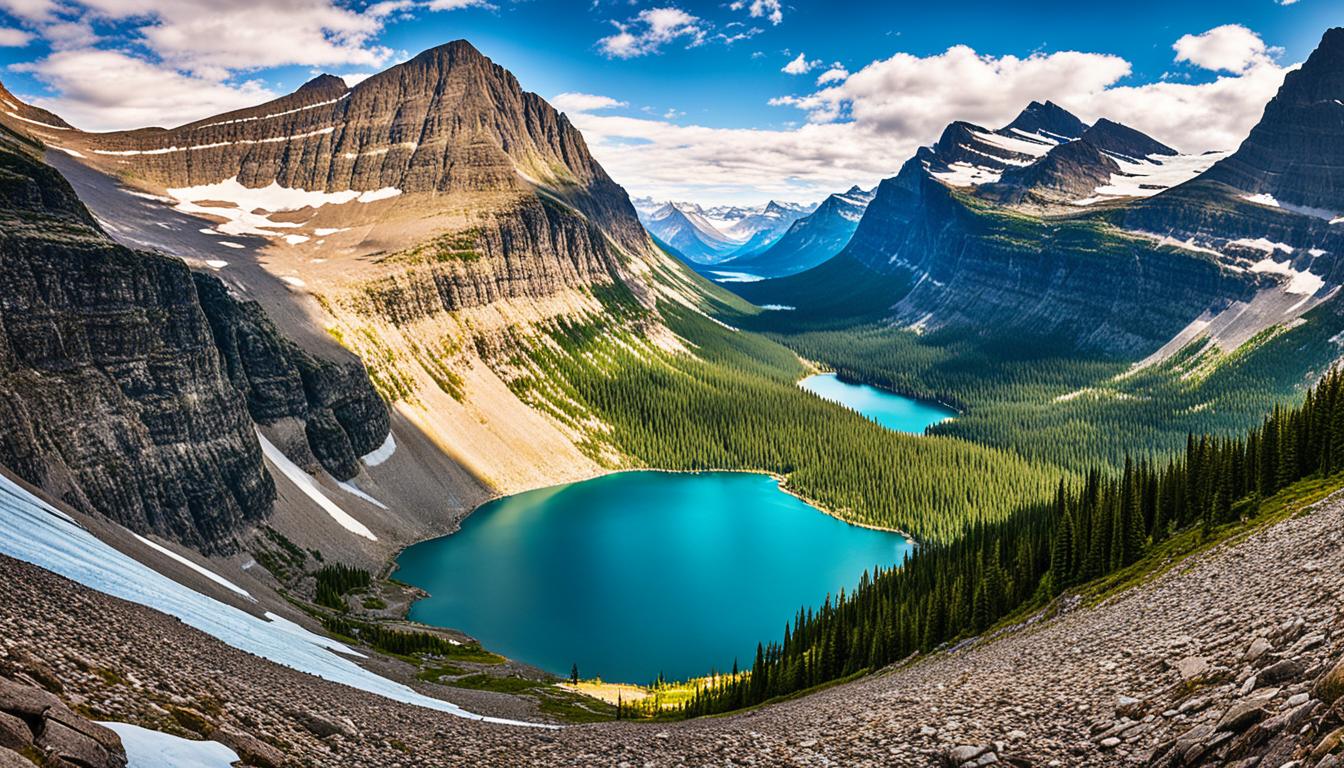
[213,727,285,768]
[36,719,123,768]
[1175,656,1210,683]
[0,711,30,752]
[1216,700,1267,733]
[0,677,61,719]
[1315,657,1344,705]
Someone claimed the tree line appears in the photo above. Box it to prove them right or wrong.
[679,367,1344,716]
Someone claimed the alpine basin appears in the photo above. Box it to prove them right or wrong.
[395,471,911,683]
[799,373,956,433]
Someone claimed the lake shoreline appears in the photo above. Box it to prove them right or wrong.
[392,469,914,683]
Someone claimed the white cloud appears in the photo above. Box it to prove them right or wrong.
[573,29,1290,203]
[1173,24,1277,73]
[551,92,627,113]
[0,26,33,46]
[816,66,848,85]
[13,48,277,131]
[426,0,493,9]
[729,0,782,25]
[782,52,819,75]
[598,6,704,59]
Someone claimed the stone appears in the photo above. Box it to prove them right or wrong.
[1176,657,1210,683]
[36,719,122,768]
[0,711,30,752]
[213,728,284,768]
[1216,700,1267,733]
[1312,727,1344,762]
[1116,696,1145,720]
[1258,659,1302,685]
[0,677,62,719]
[1315,657,1344,704]
[0,748,36,768]
[1246,638,1273,662]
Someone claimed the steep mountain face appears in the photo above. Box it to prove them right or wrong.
[839,163,1258,354]
[724,186,873,277]
[1200,27,1344,217]
[3,39,712,522]
[0,128,254,551]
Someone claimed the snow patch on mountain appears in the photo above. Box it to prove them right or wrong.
[1074,151,1230,205]
[164,177,400,238]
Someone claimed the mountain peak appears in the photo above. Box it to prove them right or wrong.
[296,73,348,95]
[1198,27,1344,213]
[1003,100,1087,141]
[1082,118,1176,159]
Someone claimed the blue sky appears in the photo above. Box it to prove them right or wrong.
[0,0,1335,203]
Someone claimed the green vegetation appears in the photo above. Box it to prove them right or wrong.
[502,296,1062,543]
[321,615,504,662]
[313,564,372,611]
[380,227,483,265]
[680,368,1344,716]
[730,298,1344,472]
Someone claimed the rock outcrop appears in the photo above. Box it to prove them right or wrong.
[194,275,388,480]
[0,125,275,553]
[0,121,389,551]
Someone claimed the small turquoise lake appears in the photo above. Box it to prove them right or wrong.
[799,373,956,433]
[395,472,912,683]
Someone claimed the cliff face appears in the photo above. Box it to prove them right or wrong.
[839,162,1257,355]
[0,127,274,552]
[1200,27,1344,215]
[0,125,389,551]
[193,275,389,480]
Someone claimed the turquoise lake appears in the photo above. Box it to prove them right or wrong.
[799,373,957,433]
[396,471,912,683]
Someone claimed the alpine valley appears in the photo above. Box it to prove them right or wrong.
[0,9,1342,768]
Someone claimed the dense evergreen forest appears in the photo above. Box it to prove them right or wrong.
[734,298,1344,472]
[502,296,1061,544]
[675,367,1344,716]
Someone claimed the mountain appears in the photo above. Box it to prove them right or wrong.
[1199,27,1344,218]
[640,201,742,263]
[721,200,812,258]
[724,186,874,277]
[989,117,1187,206]
[0,39,715,556]
[0,120,388,553]
[637,198,814,264]
[739,100,1288,355]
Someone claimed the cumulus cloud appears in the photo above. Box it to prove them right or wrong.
[815,66,848,85]
[782,52,819,75]
[729,0,782,26]
[551,92,627,113]
[0,26,33,46]
[573,27,1290,203]
[598,7,704,59]
[1173,24,1278,73]
[13,48,277,130]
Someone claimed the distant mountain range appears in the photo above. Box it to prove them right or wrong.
[721,186,875,277]
[634,197,815,264]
